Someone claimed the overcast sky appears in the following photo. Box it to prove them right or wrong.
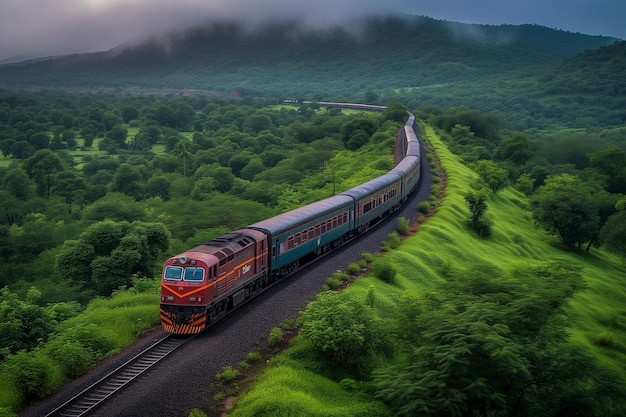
[1,0,624,60]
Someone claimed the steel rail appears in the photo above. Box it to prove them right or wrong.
[44,335,190,417]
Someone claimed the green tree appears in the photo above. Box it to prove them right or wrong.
[52,171,86,214]
[0,287,56,355]
[600,209,626,260]
[464,190,492,237]
[145,176,171,200]
[495,133,533,165]
[475,160,508,193]
[23,149,65,198]
[531,174,600,249]
[173,139,193,177]
[1,168,32,200]
[588,146,626,194]
[299,292,385,373]
[110,164,145,200]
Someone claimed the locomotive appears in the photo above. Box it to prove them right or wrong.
[160,112,421,334]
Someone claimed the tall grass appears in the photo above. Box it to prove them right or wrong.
[229,124,626,415]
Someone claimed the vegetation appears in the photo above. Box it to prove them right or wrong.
[228,126,626,417]
[0,14,624,417]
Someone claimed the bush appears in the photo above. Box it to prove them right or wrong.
[345,263,361,275]
[299,292,380,368]
[397,217,410,235]
[418,201,431,214]
[188,409,207,417]
[361,252,374,264]
[323,277,341,290]
[268,327,283,347]
[216,366,240,383]
[245,352,262,364]
[386,232,401,250]
[373,260,397,283]
[44,338,94,380]
[3,351,57,405]
[331,271,350,281]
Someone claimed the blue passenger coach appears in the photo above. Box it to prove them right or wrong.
[247,195,354,277]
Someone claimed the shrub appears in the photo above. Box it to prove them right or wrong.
[44,338,94,380]
[373,260,397,283]
[216,366,240,383]
[299,292,380,368]
[323,277,341,290]
[331,271,350,281]
[345,263,361,275]
[397,217,410,235]
[418,201,431,214]
[361,252,374,264]
[188,409,207,417]
[245,352,262,364]
[387,232,401,250]
[430,184,441,198]
[238,361,251,371]
[268,327,283,347]
[3,351,57,405]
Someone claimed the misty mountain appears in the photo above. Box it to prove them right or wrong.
[0,15,616,97]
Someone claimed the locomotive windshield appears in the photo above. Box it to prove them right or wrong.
[163,266,205,282]
[183,267,205,281]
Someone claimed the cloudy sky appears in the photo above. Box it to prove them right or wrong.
[1,0,624,60]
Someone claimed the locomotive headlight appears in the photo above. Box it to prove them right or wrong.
[166,296,174,301]
[179,256,187,264]
[189,297,196,302]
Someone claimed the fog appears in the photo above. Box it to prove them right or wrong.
[1,0,623,61]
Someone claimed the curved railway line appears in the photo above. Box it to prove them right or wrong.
[44,336,191,417]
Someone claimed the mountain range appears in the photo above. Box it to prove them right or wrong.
[0,14,618,99]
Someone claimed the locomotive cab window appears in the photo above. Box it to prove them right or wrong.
[164,266,183,281]
[184,267,205,282]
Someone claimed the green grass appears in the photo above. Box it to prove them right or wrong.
[229,124,626,414]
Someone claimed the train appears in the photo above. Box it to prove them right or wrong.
[160,111,422,335]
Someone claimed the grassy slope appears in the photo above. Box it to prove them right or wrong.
[229,124,626,415]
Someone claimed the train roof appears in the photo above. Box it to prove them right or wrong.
[340,172,402,200]
[246,194,354,236]
[389,155,420,177]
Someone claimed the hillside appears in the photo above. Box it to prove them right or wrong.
[0,15,616,97]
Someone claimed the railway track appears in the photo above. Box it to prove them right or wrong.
[44,335,191,417]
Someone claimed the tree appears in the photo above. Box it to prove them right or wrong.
[1,168,32,200]
[53,170,87,214]
[0,287,56,355]
[110,164,145,200]
[23,149,65,198]
[531,174,600,249]
[173,139,193,177]
[588,146,626,194]
[146,176,172,200]
[475,160,508,193]
[121,105,139,123]
[600,208,626,260]
[299,291,386,373]
[465,190,492,237]
[55,220,169,295]
[495,133,532,165]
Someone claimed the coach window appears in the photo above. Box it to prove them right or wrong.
[294,233,301,246]
[287,236,294,251]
